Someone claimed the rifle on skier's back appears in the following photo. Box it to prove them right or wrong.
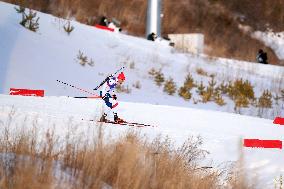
[93,67,124,91]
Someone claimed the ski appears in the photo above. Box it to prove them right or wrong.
[99,120,146,128]
[82,119,156,128]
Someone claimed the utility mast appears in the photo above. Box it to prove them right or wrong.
[146,0,162,37]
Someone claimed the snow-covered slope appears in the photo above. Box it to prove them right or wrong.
[0,1,283,119]
[0,94,284,188]
[1,1,284,187]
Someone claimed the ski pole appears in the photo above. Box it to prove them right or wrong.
[112,66,125,76]
[73,96,101,99]
[56,79,100,97]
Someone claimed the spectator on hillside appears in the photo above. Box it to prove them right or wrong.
[108,21,122,32]
[99,16,108,27]
[256,49,268,64]
[147,32,157,41]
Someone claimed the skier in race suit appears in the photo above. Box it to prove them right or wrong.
[99,72,125,123]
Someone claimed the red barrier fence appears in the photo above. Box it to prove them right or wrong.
[10,88,44,97]
[273,117,284,125]
[243,139,282,149]
[95,24,114,32]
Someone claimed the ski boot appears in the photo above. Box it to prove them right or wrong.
[114,113,125,123]
[100,113,107,122]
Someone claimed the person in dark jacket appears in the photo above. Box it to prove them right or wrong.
[256,49,268,64]
[147,32,157,41]
[99,16,108,26]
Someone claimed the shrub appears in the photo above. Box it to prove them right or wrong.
[228,79,255,101]
[215,92,226,106]
[88,58,95,66]
[154,70,165,87]
[148,68,157,76]
[132,81,141,89]
[15,6,25,13]
[234,94,249,112]
[274,174,283,189]
[196,81,206,96]
[228,79,255,110]
[258,90,272,108]
[183,73,196,90]
[63,21,74,35]
[193,98,199,104]
[163,77,177,95]
[129,62,135,69]
[178,86,192,100]
[196,68,208,76]
[18,9,40,32]
[281,89,284,101]
[116,84,131,93]
[202,87,214,103]
[209,73,216,78]
[201,77,218,103]
[122,58,135,69]
[216,81,229,94]
[178,73,195,100]
[76,50,94,67]
[77,50,88,66]
[273,94,281,105]
[208,76,217,89]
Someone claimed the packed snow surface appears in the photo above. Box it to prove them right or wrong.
[0,2,284,188]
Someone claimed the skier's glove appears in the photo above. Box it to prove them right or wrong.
[108,74,114,79]
[112,94,117,100]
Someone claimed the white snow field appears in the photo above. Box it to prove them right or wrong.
[0,1,284,188]
[1,94,284,188]
[0,2,283,119]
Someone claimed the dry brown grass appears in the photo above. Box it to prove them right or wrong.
[196,67,208,77]
[0,116,257,189]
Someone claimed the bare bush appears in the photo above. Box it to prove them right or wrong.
[63,20,74,35]
[14,5,25,13]
[116,84,131,94]
[77,50,88,66]
[16,7,40,32]
[129,61,135,69]
[148,68,157,77]
[196,67,208,76]
[274,174,283,189]
[132,81,141,89]
[76,50,95,67]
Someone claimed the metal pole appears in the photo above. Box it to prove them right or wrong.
[146,0,162,37]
